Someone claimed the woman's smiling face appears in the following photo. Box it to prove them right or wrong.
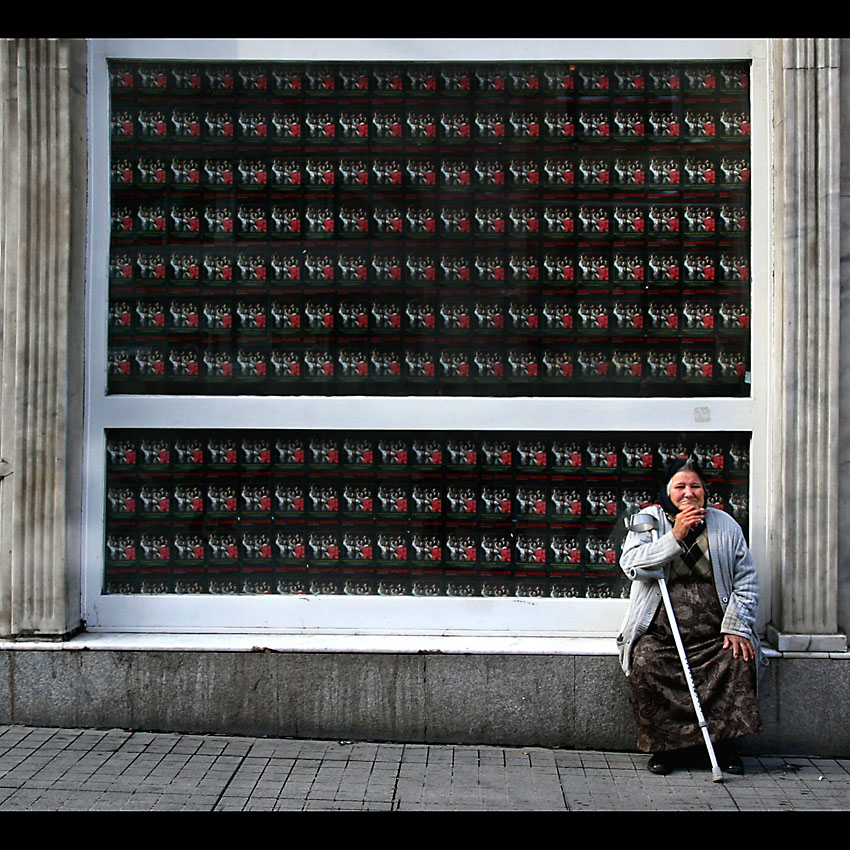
[668,470,706,510]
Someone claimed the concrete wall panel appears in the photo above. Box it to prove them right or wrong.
[422,654,574,747]
[5,650,846,756]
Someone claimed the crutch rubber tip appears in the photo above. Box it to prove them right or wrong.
[712,767,724,782]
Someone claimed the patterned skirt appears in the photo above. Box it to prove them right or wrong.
[629,577,762,753]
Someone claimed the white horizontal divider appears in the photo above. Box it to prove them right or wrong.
[86,593,624,636]
[100,396,754,431]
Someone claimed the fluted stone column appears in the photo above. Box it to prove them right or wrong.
[767,38,847,651]
[0,39,86,638]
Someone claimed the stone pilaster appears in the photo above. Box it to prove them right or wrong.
[0,39,86,637]
[768,38,847,651]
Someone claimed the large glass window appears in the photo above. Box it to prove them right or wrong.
[107,60,751,398]
[103,428,750,598]
[85,40,766,634]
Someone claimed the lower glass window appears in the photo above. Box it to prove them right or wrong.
[104,428,750,597]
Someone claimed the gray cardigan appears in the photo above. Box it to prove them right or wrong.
[616,505,765,678]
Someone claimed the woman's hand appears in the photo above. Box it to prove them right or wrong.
[723,634,754,662]
[671,503,706,541]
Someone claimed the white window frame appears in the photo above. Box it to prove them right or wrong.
[83,38,771,639]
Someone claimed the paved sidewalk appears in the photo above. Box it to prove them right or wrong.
[0,725,848,811]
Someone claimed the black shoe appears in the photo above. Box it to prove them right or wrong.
[722,751,744,775]
[715,743,744,775]
[648,752,673,775]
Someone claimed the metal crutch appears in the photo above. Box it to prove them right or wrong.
[625,512,724,782]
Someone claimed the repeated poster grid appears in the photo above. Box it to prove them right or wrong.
[104,430,750,597]
[108,60,751,397]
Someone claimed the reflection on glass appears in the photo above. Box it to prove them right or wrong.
[104,429,750,597]
[108,60,751,397]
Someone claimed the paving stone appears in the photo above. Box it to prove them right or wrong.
[3,725,850,812]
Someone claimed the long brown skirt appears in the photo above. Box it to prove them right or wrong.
[629,577,762,753]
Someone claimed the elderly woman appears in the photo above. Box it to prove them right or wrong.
[617,458,762,775]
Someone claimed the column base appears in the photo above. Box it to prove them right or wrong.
[766,624,848,652]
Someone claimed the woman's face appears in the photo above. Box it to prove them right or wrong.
[668,470,706,510]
